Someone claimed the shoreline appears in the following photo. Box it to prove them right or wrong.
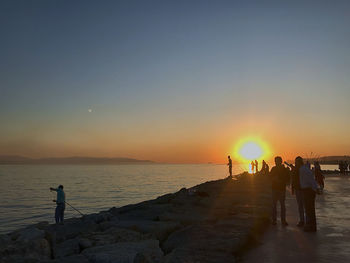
[0,172,273,262]
[0,172,342,262]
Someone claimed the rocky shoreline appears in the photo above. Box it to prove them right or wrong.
[0,173,272,263]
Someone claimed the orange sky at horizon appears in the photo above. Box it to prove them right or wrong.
[1,115,349,164]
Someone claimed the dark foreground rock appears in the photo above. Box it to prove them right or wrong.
[0,173,271,263]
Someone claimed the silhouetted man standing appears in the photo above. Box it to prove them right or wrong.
[287,158,305,227]
[227,155,232,177]
[50,185,65,224]
[251,161,255,174]
[270,156,290,226]
[298,157,318,232]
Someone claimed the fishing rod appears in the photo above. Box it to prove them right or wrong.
[50,188,84,216]
[51,199,84,216]
[64,201,84,216]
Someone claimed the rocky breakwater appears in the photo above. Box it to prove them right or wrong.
[0,173,272,263]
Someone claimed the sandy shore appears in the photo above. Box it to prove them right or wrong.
[0,173,273,262]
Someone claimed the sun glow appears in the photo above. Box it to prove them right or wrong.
[234,137,271,163]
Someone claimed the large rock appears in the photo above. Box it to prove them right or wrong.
[17,227,45,242]
[116,204,173,221]
[82,239,163,263]
[47,219,100,243]
[153,193,174,204]
[82,211,114,224]
[78,238,93,250]
[162,224,242,255]
[81,227,145,247]
[114,220,182,242]
[55,238,80,258]
[0,255,39,263]
[163,247,235,263]
[0,233,11,247]
[0,238,51,262]
[40,254,89,263]
[158,211,214,226]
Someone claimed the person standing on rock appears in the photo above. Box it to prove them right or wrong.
[50,185,65,224]
[251,161,255,174]
[227,155,233,177]
[269,156,290,226]
[298,157,319,232]
[262,160,270,175]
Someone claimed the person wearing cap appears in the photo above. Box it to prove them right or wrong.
[50,185,65,224]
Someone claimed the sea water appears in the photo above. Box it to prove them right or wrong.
[0,163,338,234]
[0,164,241,234]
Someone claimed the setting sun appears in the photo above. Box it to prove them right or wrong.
[239,142,263,160]
[234,137,271,163]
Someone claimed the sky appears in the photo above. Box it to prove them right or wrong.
[1,0,350,163]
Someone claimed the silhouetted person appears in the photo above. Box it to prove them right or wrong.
[298,157,318,232]
[344,161,349,174]
[314,161,324,191]
[265,163,269,175]
[261,160,269,175]
[50,185,65,224]
[227,155,232,177]
[339,161,345,175]
[288,158,305,227]
[251,161,255,174]
[270,156,290,226]
[255,160,258,173]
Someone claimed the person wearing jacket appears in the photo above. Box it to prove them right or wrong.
[290,158,305,227]
[296,157,318,232]
[270,156,290,226]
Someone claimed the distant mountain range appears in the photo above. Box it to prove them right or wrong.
[306,155,350,164]
[0,155,154,165]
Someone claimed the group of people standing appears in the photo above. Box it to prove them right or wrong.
[339,160,349,175]
[227,156,270,176]
[227,155,323,232]
[249,159,270,175]
[270,156,320,232]
[251,160,258,174]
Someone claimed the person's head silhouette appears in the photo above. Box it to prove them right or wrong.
[295,156,303,168]
[274,156,282,166]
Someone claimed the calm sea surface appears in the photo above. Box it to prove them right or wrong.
[0,164,240,234]
[0,163,338,234]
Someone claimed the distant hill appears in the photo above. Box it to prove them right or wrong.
[306,155,350,164]
[0,155,154,165]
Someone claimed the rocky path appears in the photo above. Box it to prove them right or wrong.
[243,175,350,263]
[0,173,272,263]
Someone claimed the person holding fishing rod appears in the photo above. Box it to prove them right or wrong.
[50,185,65,224]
